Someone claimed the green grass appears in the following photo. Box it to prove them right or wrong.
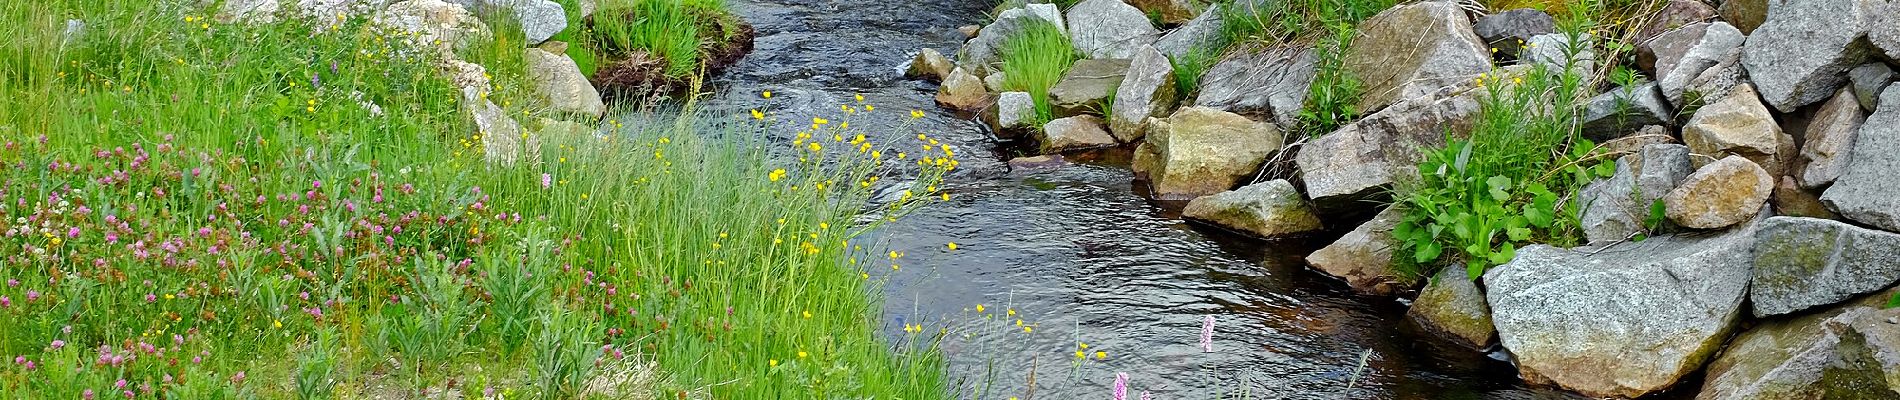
[1000,19,1079,125]
[1209,0,1392,136]
[593,0,704,78]
[0,0,955,398]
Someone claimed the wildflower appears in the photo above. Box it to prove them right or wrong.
[1096,351,1107,360]
[769,359,778,367]
[751,109,764,120]
[231,371,246,384]
[84,389,95,400]
[975,304,985,313]
[854,93,865,103]
[1023,326,1032,333]
[1201,315,1216,353]
[1112,373,1129,400]
[911,110,925,119]
[272,319,283,329]
[947,242,958,250]
[542,173,552,189]
[798,350,808,358]
[802,310,812,319]
[1007,308,1017,317]
[813,117,829,125]
[762,91,773,99]
[0,296,8,308]
[1075,350,1085,358]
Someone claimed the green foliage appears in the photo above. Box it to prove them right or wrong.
[1216,0,1391,137]
[1169,47,1218,101]
[480,230,559,351]
[549,0,598,75]
[533,309,600,400]
[1000,19,1078,124]
[295,328,341,400]
[1297,20,1363,137]
[593,0,706,78]
[1393,2,1611,280]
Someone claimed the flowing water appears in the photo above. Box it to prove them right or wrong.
[702,0,1609,398]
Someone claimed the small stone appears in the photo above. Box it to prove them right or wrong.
[1408,266,1496,350]
[1579,82,1673,141]
[1797,89,1866,189]
[983,71,1008,93]
[1181,180,1322,239]
[1751,217,1900,317]
[1039,115,1118,153]
[905,48,956,82]
[985,91,1037,137]
[958,25,981,39]
[1523,33,1596,80]
[935,67,990,111]
[1472,8,1556,59]
[1008,154,1068,170]
[1849,63,1895,111]
[1109,46,1177,143]
[1579,144,1693,243]
[1664,155,1775,230]
[1126,0,1200,25]
[1307,206,1419,296]
[1138,107,1283,199]
[1775,177,1840,220]
[1048,59,1130,117]
[1683,84,1797,176]
[1065,0,1160,59]
[1643,22,1746,108]
[1718,0,1771,35]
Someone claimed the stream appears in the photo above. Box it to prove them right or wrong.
[700,0,1605,398]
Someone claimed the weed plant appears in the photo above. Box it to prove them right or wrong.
[1000,19,1079,125]
[0,0,955,398]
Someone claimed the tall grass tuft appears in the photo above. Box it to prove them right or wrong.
[594,0,704,78]
[1001,19,1078,124]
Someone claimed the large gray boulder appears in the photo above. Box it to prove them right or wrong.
[1108,46,1176,142]
[1340,1,1493,114]
[1134,107,1284,199]
[1850,62,1895,111]
[1153,3,1225,59]
[1181,179,1323,239]
[448,0,566,44]
[1683,84,1797,177]
[1750,217,1900,317]
[1872,1,1900,61]
[1306,206,1418,296]
[523,47,605,118]
[379,0,492,55]
[1741,0,1883,112]
[1192,46,1318,130]
[963,4,1064,74]
[1523,33,1597,80]
[1664,155,1775,230]
[1407,266,1496,350]
[1486,221,1759,398]
[1579,144,1694,244]
[1039,115,1118,154]
[1048,59,1129,117]
[1296,67,1502,205]
[1579,82,1673,141]
[1065,0,1160,59]
[1642,22,1746,108]
[1797,89,1866,189]
[1822,86,1900,232]
[1696,296,1900,400]
[1472,8,1557,59]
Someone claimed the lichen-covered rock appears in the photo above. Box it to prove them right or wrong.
[1664,155,1775,230]
[1109,46,1176,142]
[1580,82,1673,141]
[1643,22,1746,108]
[935,67,990,111]
[1306,206,1417,296]
[447,0,566,44]
[1153,3,1224,59]
[1039,115,1117,153]
[963,3,1064,74]
[1193,46,1317,130]
[1181,180,1322,239]
[1048,59,1129,117]
[1741,0,1882,112]
[1822,86,1900,232]
[1683,84,1797,177]
[380,0,491,55]
[1718,0,1770,35]
[1850,62,1895,111]
[1137,107,1283,199]
[1696,294,1900,400]
[905,48,956,82]
[1065,0,1160,59]
[983,71,1008,93]
[1472,8,1556,60]
[1750,217,1900,317]
[1486,221,1759,398]
[523,47,605,118]
[1408,266,1495,350]
[1579,144,1693,244]
[1341,1,1493,114]
[1126,0,1199,26]
[1797,89,1866,189]
[1684,45,1748,109]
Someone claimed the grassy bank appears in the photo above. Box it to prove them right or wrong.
[0,0,951,398]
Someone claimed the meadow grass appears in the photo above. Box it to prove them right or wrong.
[0,0,955,398]
[1000,19,1079,125]
[591,0,721,78]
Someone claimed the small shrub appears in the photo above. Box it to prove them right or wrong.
[533,308,601,400]
[1000,19,1078,124]
[481,230,559,351]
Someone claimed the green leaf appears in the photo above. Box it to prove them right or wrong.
[1466,261,1485,280]
[1453,141,1473,173]
[1486,176,1513,201]
[1415,241,1443,264]
[1886,292,1900,309]
[1594,161,1616,178]
[1526,191,1557,228]
[1489,242,1517,265]
[1507,227,1532,241]
[1394,220,1418,241]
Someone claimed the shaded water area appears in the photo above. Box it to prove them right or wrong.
[698,0,1628,398]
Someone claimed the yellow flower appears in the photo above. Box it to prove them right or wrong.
[769,168,787,182]
[1008,308,1016,316]
[865,104,875,111]
[751,109,764,120]
[1075,350,1085,358]
[770,359,779,367]
[911,110,925,119]
[854,93,865,103]
[272,319,283,329]
[946,242,958,250]
[813,117,829,125]
[762,90,773,99]
[1079,343,1089,349]
[1023,326,1032,333]
[941,193,950,201]
[809,142,822,152]
[975,304,986,313]
[802,310,812,319]
[49,237,62,246]
[798,351,808,358]
[1095,351,1106,360]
